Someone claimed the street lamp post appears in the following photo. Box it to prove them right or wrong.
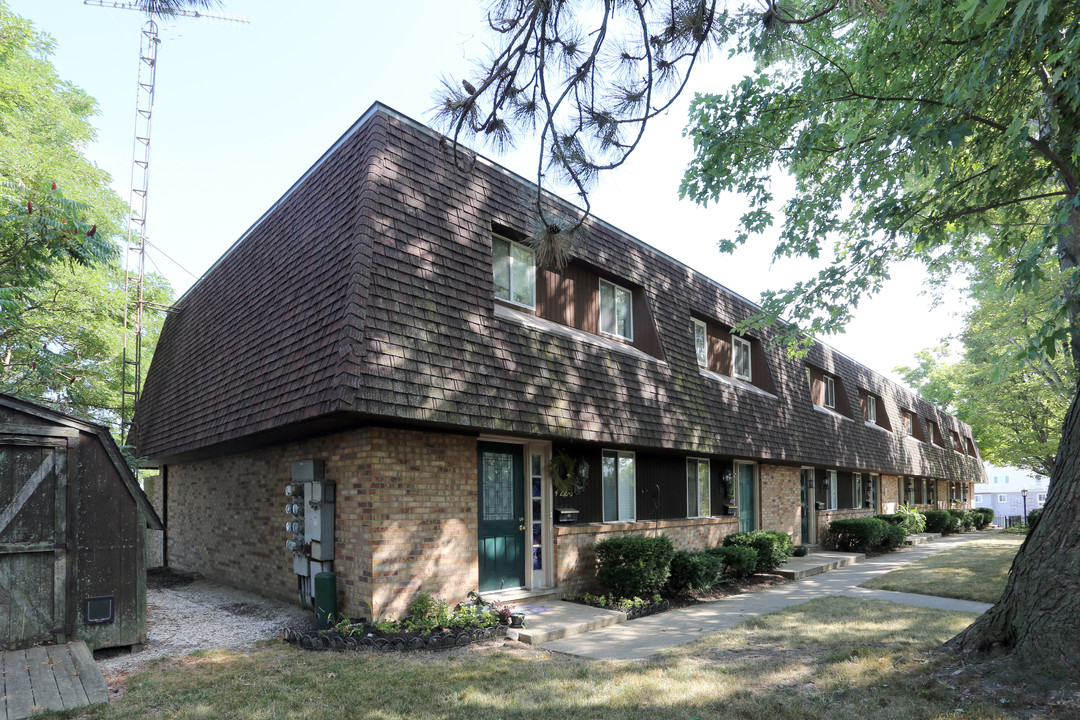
[1021,488,1028,524]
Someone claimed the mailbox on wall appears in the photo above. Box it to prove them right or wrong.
[285,460,335,607]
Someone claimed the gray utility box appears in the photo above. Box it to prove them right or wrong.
[287,460,335,598]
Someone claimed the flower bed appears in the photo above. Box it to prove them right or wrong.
[562,592,670,619]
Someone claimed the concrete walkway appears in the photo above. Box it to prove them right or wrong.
[531,531,993,660]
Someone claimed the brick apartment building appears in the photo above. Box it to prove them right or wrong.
[133,103,985,618]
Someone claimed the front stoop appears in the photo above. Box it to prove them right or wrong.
[509,600,627,645]
[905,532,942,545]
[776,550,864,580]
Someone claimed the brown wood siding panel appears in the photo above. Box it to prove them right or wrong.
[809,368,824,406]
[637,452,690,521]
[709,322,732,375]
[632,291,664,359]
[749,339,775,394]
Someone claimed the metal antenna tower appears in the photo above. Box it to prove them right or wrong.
[84,1,249,443]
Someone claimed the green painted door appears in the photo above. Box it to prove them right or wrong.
[477,442,525,592]
[737,463,756,533]
[800,468,813,544]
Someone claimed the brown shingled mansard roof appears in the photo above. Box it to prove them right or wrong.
[133,102,984,484]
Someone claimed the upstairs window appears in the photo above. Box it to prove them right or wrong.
[732,335,752,381]
[823,376,836,409]
[599,279,633,340]
[686,458,711,518]
[492,235,535,308]
[602,450,636,522]
[825,469,838,509]
[902,411,914,436]
[866,396,877,424]
[692,319,707,367]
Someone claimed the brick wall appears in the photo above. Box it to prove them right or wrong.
[759,464,800,542]
[164,427,477,619]
[554,516,739,595]
[880,474,900,513]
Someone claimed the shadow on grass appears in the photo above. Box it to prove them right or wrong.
[63,597,1064,720]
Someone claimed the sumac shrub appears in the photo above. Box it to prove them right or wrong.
[594,535,674,599]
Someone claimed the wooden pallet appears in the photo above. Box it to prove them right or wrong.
[0,643,108,720]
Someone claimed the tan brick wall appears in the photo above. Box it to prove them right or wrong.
[880,474,901,513]
[553,516,740,595]
[759,464,800,542]
[164,427,477,620]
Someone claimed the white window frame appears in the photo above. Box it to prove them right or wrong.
[997,494,1007,503]
[1037,493,1046,503]
[826,469,838,510]
[823,375,836,409]
[732,335,752,382]
[599,279,633,341]
[686,458,711,518]
[927,420,939,443]
[866,395,877,424]
[602,450,636,522]
[853,473,862,509]
[692,319,707,368]
[903,412,914,436]
[974,494,983,504]
[491,235,536,309]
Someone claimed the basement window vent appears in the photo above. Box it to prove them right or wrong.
[84,596,115,624]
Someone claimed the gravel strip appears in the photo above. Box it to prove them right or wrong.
[96,576,313,680]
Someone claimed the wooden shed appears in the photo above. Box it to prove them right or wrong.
[0,394,162,651]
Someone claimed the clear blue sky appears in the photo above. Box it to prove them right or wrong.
[13,0,965,383]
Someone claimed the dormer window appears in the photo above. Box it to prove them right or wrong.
[599,279,633,340]
[692,318,707,367]
[866,395,877,423]
[902,411,914,436]
[732,335,752,381]
[823,375,836,409]
[492,235,535,308]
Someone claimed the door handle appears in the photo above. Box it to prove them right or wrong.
[519,524,526,531]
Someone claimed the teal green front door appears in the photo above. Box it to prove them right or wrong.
[478,442,525,592]
[737,463,756,533]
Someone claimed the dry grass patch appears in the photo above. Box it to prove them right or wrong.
[43,596,1071,720]
[860,534,1023,603]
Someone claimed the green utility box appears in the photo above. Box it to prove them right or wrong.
[314,571,337,629]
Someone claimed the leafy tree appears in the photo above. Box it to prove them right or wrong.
[898,255,1075,478]
[448,0,1080,678]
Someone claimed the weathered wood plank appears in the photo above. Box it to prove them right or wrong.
[24,646,62,714]
[44,645,87,710]
[0,452,55,537]
[68,643,108,705]
[0,425,78,438]
[1,649,37,720]
[0,543,52,555]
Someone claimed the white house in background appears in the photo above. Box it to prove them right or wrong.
[973,464,1049,525]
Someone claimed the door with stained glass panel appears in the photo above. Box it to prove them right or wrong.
[477,442,525,592]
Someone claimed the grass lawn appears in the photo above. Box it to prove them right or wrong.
[860,533,1024,603]
[49,597,1062,720]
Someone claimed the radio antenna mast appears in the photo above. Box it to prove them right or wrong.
[84,1,249,444]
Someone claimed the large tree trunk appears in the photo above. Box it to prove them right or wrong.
[949,384,1080,677]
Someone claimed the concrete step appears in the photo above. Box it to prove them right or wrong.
[905,532,942,545]
[509,600,627,645]
[776,550,863,580]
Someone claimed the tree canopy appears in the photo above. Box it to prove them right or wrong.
[0,1,162,431]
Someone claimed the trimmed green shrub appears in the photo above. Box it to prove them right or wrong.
[873,513,906,527]
[828,517,887,551]
[595,535,675,599]
[722,530,794,573]
[923,509,951,534]
[947,508,970,532]
[665,550,724,594]
[970,507,995,530]
[880,522,908,550]
[895,504,927,533]
[706,545,758,579]
[1027,507,1043,528]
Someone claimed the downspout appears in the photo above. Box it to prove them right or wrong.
[162,464,169,568]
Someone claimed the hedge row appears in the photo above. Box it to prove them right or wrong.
[828,517,907,552]
[594,531,795,598]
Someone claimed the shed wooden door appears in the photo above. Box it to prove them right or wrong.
[0,438,69,649]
